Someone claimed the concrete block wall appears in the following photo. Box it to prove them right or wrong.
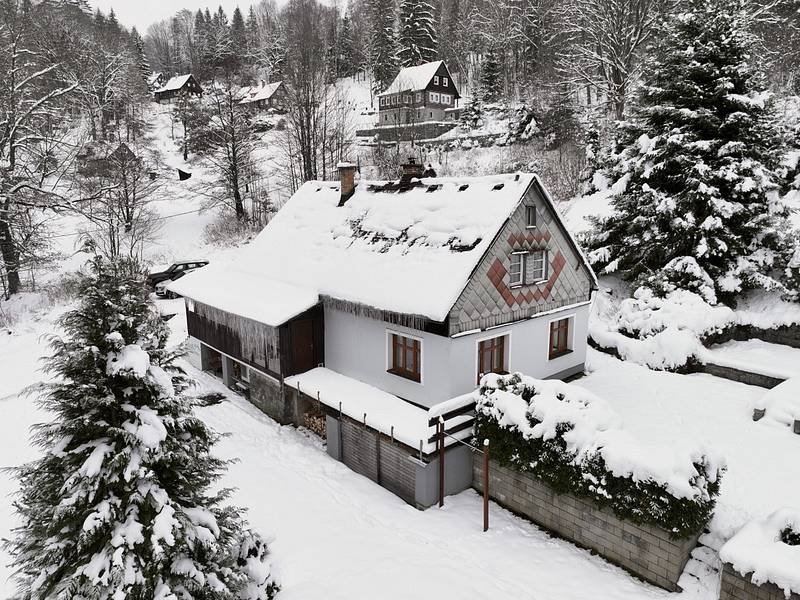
[249,370,291,424]
[720,562,800,600]
[473,458,701,592]
[703,324,800,350]
[696,363,785,389]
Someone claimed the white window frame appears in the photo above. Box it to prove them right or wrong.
[475,330,512,384]
[392,95,397,105]
[415,92,422,102]
[509,250,548,287]
[434,75,440,85]
[526,249,548,283]
[385,328,424,385]
[380,96,385,107]
[546,314,576,362]
[432,92,440,103]
[509,251,525,286]
[443,77,449,87]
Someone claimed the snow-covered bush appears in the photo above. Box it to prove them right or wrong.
[720,508,800,597]
[638,257,718,305]
[474,373,724,538]
[5,257,277,599]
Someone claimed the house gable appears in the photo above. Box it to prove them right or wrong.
[448,179,595,336]
[423,62,460,99]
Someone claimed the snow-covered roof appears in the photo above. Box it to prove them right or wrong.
[173,173,541,324]
[285,367,474,452]
[239,81,283,105]
[156,74,194,93]
[147,72,163,85]
[381,60,448,95]
[169,266,318,328]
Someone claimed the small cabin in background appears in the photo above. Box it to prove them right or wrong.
[239,81,287,113]
[147,72,165,91]
[154,74,203,103]
[378,61,461,125]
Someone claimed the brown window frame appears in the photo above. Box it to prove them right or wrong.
[389,333,421,382]
[549,318,571,359]
[478,335,507,383]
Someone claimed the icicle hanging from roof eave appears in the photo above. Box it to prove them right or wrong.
[193,301,280,360]
[321,295,432,331]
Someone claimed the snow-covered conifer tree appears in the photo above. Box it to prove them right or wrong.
[5,257,277,599]
[397,0,437,67]
[368,0,398,92]
[479,45,502,103]
[588,0,792,304]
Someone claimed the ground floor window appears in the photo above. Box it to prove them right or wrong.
[388,332,422,382]
[549,318,572,359]
[478,334,509,383]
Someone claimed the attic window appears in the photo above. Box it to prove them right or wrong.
[492,183,505,191]
[426,184,441,193]
[526,206,537,228]
[458,184,469,192]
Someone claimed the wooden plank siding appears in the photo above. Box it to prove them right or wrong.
[186,303,325,379]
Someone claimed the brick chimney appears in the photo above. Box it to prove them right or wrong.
[337,161,358,206]
[400,157,424,182]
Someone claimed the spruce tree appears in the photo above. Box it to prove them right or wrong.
[130,28,151,85]
[369,0,398,92]
[6,257,277,599]
[397,0,437,67]
[231,7,247,68]
[479,45,502,103]
[588,0,792,304]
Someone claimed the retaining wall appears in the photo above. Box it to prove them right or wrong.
[703,324,800,350]
[720,562,800,600]
[694,363,785,389]
[473,458,701,592]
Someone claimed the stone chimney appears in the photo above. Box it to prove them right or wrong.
[400,157,424,182]
[337,161,358,206]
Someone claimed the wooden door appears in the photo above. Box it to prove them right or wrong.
[290,319,316,374]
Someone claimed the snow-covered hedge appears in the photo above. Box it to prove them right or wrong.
[474,373,724,538]
[720,508,800,597]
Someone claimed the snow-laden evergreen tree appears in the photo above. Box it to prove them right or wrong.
[397,0,437,67]
[368,0,398,92]
[130,28,151,85]
[479,45,502,103]
[588,0,792,304]
[5,257,277,599]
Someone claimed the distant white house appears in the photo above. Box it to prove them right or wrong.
[153,74,203,103]
[378,61,461,125]
[239,81,287,112]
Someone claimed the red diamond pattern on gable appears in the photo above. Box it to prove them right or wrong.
[488,250,567,308]
[449,188,594,335]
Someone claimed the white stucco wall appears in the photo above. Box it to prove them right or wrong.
[324,301,591,409]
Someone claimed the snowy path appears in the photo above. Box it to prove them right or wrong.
[702,339,800,380]
[192,369,690,600]
[581,350,800,540]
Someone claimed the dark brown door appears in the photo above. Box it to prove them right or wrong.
[290,319,316,374]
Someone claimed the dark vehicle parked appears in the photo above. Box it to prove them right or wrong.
[147,260,209,291]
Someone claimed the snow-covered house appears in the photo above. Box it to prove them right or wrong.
[239,81,286,112]
[172,159,596,423]
[154,74,203,103]
[378,61,461,125]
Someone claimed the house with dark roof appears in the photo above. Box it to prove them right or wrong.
[153,74,203,103]
[378,60,461,126]
[170,159,597,507]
